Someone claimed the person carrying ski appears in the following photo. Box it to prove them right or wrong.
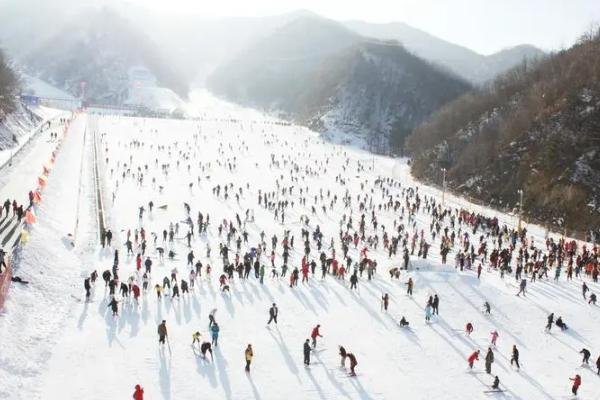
[303,339,312,366]
[580,348,591,364]
[201,342,213,360]
[347,353,358,376]
[211,322,220,346]
[245,344,253,372]
[485,347,494,374]
[339,345,347,367]
[569,374,581,395]
[133,384,144,400]
[267,303,278,325]
[311,324,322,348]
[158,320,168,345]
[468,350,480,368]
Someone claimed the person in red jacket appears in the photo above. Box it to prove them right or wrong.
[311,324,323,348]
[570,374,581,395]
[133,384,144,400]
[466,322,474,336]
[468,350,480,368]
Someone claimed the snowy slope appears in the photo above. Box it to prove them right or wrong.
[0,94,598,400]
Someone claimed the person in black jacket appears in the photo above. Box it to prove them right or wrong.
[339,345,347,367]
[511,345,520,369]
[303,339,311,365]
[580,348,591,365]
[268,303,278,325]
[84,278,91,301]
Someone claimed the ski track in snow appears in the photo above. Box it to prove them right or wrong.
[0,96,599,400]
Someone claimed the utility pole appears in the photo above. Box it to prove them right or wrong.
[517,189,524,234]
[441,168,447,206]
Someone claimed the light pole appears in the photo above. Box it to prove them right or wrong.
[441,168,447,206]
[517,189,524,234]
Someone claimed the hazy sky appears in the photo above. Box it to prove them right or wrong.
[130,0,600,54]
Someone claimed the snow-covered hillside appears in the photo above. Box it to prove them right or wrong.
[0,94,599,400]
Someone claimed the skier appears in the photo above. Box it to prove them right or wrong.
[483,301,491,314]
[406,277,413,296]
[347,352,358,376]
[468,350,480,368]
[102,270,111,287]
[84,278,91,301]
[339,345,347,367]
[491,376,500,391]
[516,279,526,296]
[267,303,278,325]
[209,308,217,327]
[211,322,220,346]
[425,302,432,322]
[432,294,439,315]
[466,322,474,336]
[490,330,499,346]
[545,313,554,332]
[580,348,591,365]
[303,339,312,366]
[310,324,322,348]
[133,384,144,400]
[511,345,520,369]
[555,316,568,331]
[350,272,358,290]
[381,293,389,311]
[158,320,168,346]
[399,316,410,327]
[569,374,581,395]
[589,293,597,305]
[192,331,202,346]
[245,344,253,372]
[485,347,494,374]
[108,296,119,316]
[596,355,600,375]
[201,342,214,360]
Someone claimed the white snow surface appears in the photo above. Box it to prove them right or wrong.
[0,94,598,400]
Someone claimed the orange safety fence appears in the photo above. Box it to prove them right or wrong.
[0,258,12,310]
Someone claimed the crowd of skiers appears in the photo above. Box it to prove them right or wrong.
[86,118,600,398]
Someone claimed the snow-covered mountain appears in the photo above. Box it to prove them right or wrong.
[208,16,471,153]
[342,20,545,85]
